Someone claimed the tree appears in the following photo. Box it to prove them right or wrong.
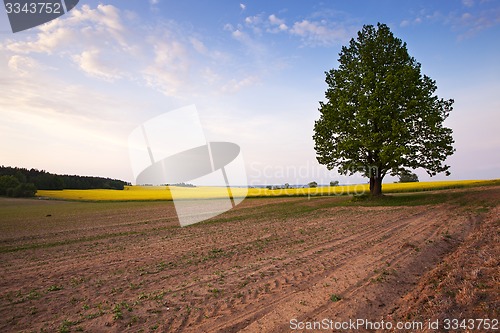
[14,170,27,183]
[0,175,20,195]
[398,170,419,183]
[313,23,454,196]
[9,183,37,197]
[308,181,318,188]
[330,180,339,186]
[0,175,36,197]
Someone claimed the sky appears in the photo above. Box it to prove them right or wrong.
[0,0,499,186]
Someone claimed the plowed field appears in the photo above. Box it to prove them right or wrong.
[1,186,498,332]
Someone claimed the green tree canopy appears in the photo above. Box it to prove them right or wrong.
[0,175,20,195]
[313,23,455,196]
[8,183,37,198]
[398,170,419,183]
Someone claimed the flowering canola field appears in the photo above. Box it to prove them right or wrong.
[35,179,499,201]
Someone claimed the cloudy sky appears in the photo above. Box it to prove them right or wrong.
[0,0,499,185]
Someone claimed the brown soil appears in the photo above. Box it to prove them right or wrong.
[0,186,498,332]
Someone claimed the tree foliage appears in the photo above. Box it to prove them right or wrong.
[398,170,419,183]
[8,183,37,197]
[313,23,454,196]
[0,175,21,196]
[0,175,36,197]
[0,166,130,191]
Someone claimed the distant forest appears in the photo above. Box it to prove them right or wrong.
[0,166,130,192]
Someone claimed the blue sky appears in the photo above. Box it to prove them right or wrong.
[0,0,499,185]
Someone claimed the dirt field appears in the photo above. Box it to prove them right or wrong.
[0,186,498,332]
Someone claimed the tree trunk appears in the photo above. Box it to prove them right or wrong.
[369,175,383,196]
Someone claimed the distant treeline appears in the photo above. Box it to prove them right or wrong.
[0,166,130,191]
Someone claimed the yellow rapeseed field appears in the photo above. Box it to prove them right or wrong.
[35,179,498,201]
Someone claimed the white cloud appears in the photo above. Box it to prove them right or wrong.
[400,4,499,39]
[242,13,289,33]
[240,3,246,11]
[189,37,208,54]
[0,2,265,172]
[267,14,288,33]
[0,54,139,123]
[233,11,353,46]
[68,4,126,43]
[221,75,259,93]
[269,14,285,26]
[3,4,128,55]
[289,20,350,46]
[189,37,230,62]
[0,4,306,182]
[290,20,318,36]
[462,0,474,7]
[4,26,75,54]
[151,39,188,71]
[7,55,41,76]
[141,38,190,96]
[243,15,264,34]
[1,4,145,89]
[227,24,267,58]
[454,8,500,38]
[401,18,423,28]
[1,4,258,98]
[245,15,261,25]
[201,67,221,85]
[72,49,124,81]
[400,20,410,28]
[232,29,245,40]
